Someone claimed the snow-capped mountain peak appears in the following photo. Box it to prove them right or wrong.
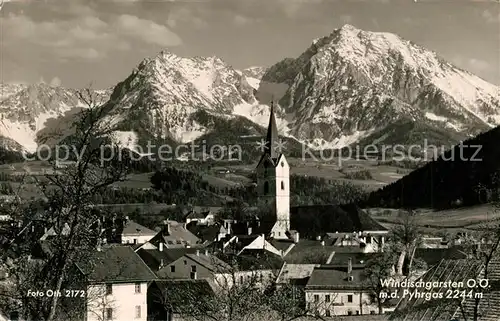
[1,25,499,155]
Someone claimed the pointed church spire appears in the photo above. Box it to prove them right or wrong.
[265,99,279,159]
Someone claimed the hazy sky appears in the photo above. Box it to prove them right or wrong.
[0,0,499,89]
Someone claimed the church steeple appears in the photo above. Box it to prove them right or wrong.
[265,100,279,159]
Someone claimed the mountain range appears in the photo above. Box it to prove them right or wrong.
[1,24,499,158]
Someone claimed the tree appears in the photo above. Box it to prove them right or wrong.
[154,254,268,321]
[0,86,128,321]
[391,210,422,276]
[364,251,396,314]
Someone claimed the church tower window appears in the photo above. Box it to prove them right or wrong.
[264,181,269,195]
[281,181,285,190]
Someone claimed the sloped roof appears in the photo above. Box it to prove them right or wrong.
[150,221,201,247]
[391,259,484,321]
[328,252,377,265]
[290,204,387,238]
[76,245,157,283]
[184,253,232,273]
[137,248,198,271]
[306,265,368,290]
[122,220,157,236]
[276,263,318,284]
[412,247,468,267]
[186,222,220,243]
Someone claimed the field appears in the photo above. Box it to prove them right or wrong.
[368,204,500,233]
[1,159,498,231]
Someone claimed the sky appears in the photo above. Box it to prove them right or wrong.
[0,0,499,89]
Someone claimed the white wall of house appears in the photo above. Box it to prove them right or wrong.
[305,290,379,317]
[122,234,156,245]
[214,270,275,290]
[86,282,148,321]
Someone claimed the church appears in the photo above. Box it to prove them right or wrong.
[248,101,388,253]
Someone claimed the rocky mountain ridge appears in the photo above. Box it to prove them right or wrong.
[1,24,499,157]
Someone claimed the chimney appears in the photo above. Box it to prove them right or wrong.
[164,221,171,235]
[347,258,352,274]
[321,240,325,246]
[160,259,164,268]
[247,227,252,235]
[316,235,321,241]
[196,250,200,256]
[204,249,209,256]
[293,231,300,243]
[159,242,164,252]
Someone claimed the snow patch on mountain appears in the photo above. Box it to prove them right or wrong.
[245,77,260,90]
[425,112,448,122]
[306,130,373,150]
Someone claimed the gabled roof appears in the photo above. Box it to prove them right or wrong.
[186,222,220,243]
[150,221,201,247]
[137,248,198,271]
[276,263,318,284]
[306,265,368,290]
[184,253,231,273]
[412,247,468,267]
[392,259,484,321]
[76,245,157,283]
[232,249,284,271]
[122,220,156,236]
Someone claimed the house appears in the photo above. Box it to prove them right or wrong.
[147,279,215,321]
[222,233,283,257]
[216,249,285,290]
[74,245,157,321]
[392,255,500,321]
[183,207,219,225]
[304,260,387,317]
[185,221,223,244]
[148,220,201,249]
[156,249,231,280]
[120,218,157,245]
[137,246,198,273]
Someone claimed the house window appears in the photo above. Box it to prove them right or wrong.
[240,276,244,283]
[133,238,138,244]
[325,294,330,302]
[191,265,197,272]
[190,272,196,279]
[281,161,284,167]
[325,310,331,317]
[356,311,360,315]
[135,283,141,294]
[347,295,353,303]
[105,284,112,295]
[183,260,187,265]
[314,294,319,302]
[347,311,353,315]
[106,308,113,320]
[264,181,269,194]
[366,236,372,243]
[370,311,376,315]
[170,265,176,273]
[281,181,284,190]
[135,306,141,319]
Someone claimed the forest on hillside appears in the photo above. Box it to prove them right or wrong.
[364,126,500,210]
